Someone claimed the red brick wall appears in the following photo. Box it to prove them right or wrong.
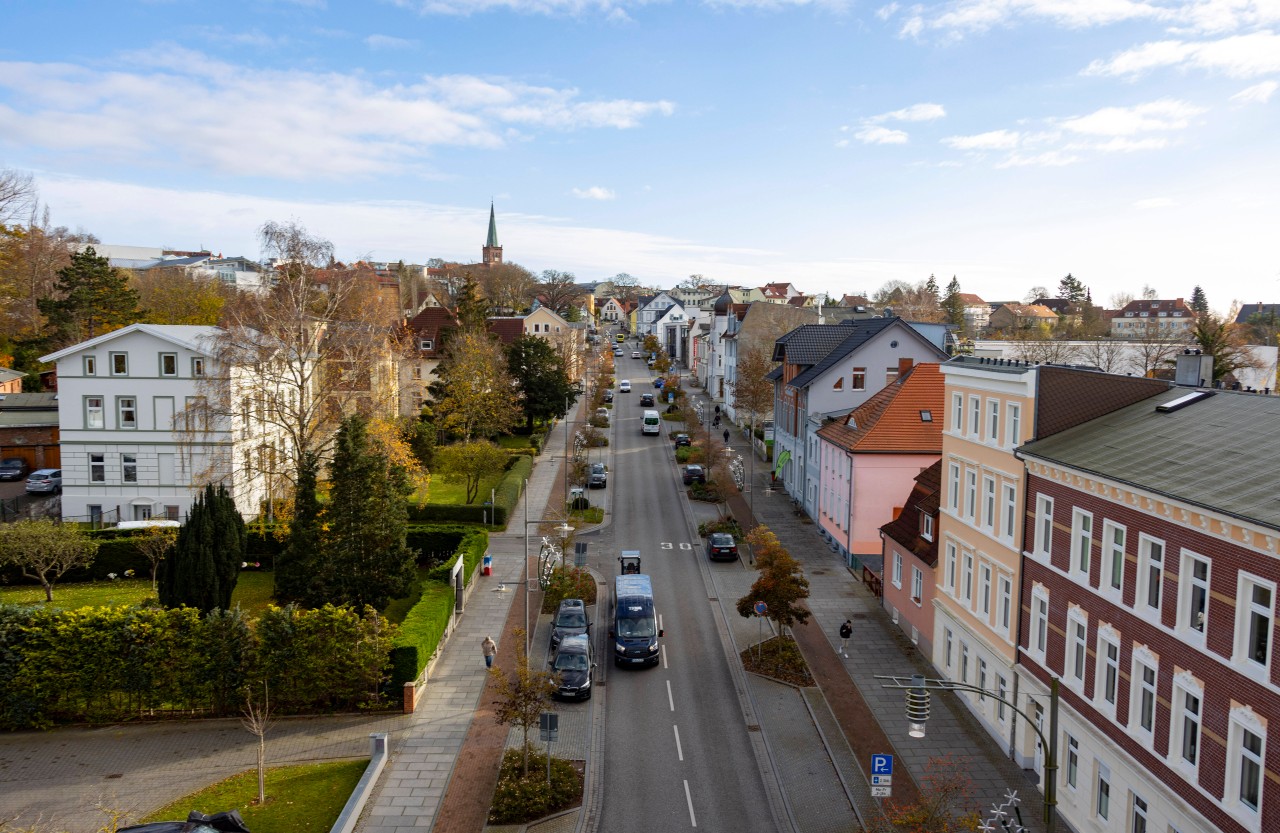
[1018,472,1280,833]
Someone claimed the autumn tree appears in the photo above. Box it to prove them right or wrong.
[0,518,99,602]
[507,335,576,433]
[431,329,522,440]
[1192,309,1259,382]
[735,526,810,637]
[490,628,558,777]
[1244,308,1280,346]
[732,346,776,439]
[131,265,228,325]
[37,246,142,348]
[0,205,85,341]
[479,262,538,313]
[537,270,584,316]
[435,441,509,504]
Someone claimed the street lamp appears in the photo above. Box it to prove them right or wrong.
[878,673,1060,833]
[523,479,575,659]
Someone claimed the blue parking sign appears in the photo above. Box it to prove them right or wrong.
[871,754,893,776]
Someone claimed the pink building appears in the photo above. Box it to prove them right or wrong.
[879,461,941,655]
[815,363,944,565]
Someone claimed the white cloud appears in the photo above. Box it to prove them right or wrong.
[834,138,850,147]
[902,0,1168,39]
[0,50,675,181]
[855,125,910,143]
[365,34,418,49]
[868,102,946,122]
[995,150,1081,168]
[942,128,1021,149]
[1083,31,1280,78]
[876,2,899,20]
[1133,196,1176,208]
[1231,80,1279,103]
[1059,98,1204,136]
[397,0,853,14]
[571,186,616,200]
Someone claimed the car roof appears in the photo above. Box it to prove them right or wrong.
[558,598,584,609]
[30,468,59,475]
[558,633,590,651]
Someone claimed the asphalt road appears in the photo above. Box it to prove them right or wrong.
[597,354,776,833]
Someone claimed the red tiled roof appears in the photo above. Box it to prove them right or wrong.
[956,293,986,305]
[879,461,942,566]
[486,317,525,344]
[816,363,945,453]
[408,306,459,342]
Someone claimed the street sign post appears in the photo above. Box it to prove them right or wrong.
[753,601,768,661]
[871,786,892,798]
[870,755,893,799]
[540,712,559,784]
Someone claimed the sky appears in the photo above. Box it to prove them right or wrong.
[1,0,1278,310]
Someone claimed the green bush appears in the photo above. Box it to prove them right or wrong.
[688,482,723,502]
[424,529,488,584]
[405,525,468,566]
[698,518,743,538]
[675,446,695,464]
[541,567,597,612]
[488,745,583,824]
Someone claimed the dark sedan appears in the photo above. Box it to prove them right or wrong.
[707,533,739,561]
[674,433,691,447]
[0,458,29,481]
[682,464,706,485]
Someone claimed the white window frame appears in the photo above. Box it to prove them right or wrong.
[951,392,963,435]
[159,352,178,377]
[1131,792,1148,833]
[1005,401,1021,447]
[117,396,138,429]
[1034,494,1054,557]
[982,476,996,533]
[968,395,981,438]
[1177,550,1210,644]
[1071,508,1093,582]
[1065,734,1079,790]
[948,462,960,512]
[1002,483,1017,541]
[109,352,128,376]
[979,562,992,620]
[911,567,923,605]
[1137,534,1165,614]
[961,551,974,607]
[959,642,969,684]
[944,542,957,594]
[121,453,137,483]
[892,551,903,589]
[191,357,206,377]
[1233,573,1275,676]
[1031,585,1050,659]
[1096,760,1111,821]
[1067,608,1088,689]
[943,627,954,669]
[83,355,97,376]
[997,574,1013,636]
[1095,626,1121,719]
[964,470,977,523]
[85,396,105,429]
[1129,648,1158,741]
[90,452,105,483]
[1225,705,1265,823]
[987,397,1000,443]
[1169,671,1203,777]
[922,512,934,541]
[996,674,1008,722]
[1103,520,1126,602]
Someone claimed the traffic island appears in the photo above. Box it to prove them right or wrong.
[741,635,814,687]
[486,745,584,826]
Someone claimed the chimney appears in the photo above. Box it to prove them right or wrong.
[898,358,914,376]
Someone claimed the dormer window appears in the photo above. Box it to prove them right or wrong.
[419,339,434,351]
[1151,303,1160,309]
[922,512,934,541]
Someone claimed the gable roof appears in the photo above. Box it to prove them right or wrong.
[815,363,944,453]
[1117,298,1193,316]
[879,461,943,567]
[407,306,459,347]
[772,321,856,364]
[1020,389,1280,530]
[1235,303,1280,324]
[39,324,221,363]
[788,317,946,390]
[485,317,525,345]
[0,368,23,385]
[994,303,1059,319]
[956,293,986,305]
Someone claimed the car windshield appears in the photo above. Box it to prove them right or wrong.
[29,474,48,481]
[556,611,587,628]
[711,534,732,546]
[554,653,589,671]
[616,616,655,638]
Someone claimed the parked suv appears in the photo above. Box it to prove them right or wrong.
[707,533,739,561]
[25,468,62,494]
[588,463,608,488]
[0,458,29,481]
[639,393,655,407]
[551,633,594,700]
[550,598,590,649]
[682,464,706,485]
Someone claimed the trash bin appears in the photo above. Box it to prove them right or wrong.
[482,553,493,576]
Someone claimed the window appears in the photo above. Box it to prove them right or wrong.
[1235,575,1274,669]
[1097,632,1120,711]
[86,396,104,429]
[1006,402,1021,446]
[117,397,137,429]
[921,513,934,541]
[165,505,180,521]
[945,543,957,592]
[962,552,974,605]
[1068,611,1088,686]
[997,575,1013,634]
[1171,677,1202,770]
[1179,552,1209,638]
[419,338,434,350]
[969,396,981,437]
[965,470,977,522]
[159,353,177,376]
[982,476,996,532]
[1132,654,1158,736]
[832,376,844,390]
[952,392,963,433]
[84,355,97,375]
[1131,794,1148,833]
[122,453,136,483]
[191,357,205,377]
[920,410,932,422]
[1071,509,1093,580]
[996,675,1007,721]
[1138,536,1165,612]
[1104,521,1126,596]
[977,657,988,701]
[1097,762,1111,820]
[960,643,969,683]
[979,563,992,619]
[90,453,105,483]
[1066,734,1079,789]
[943,627,953,668]
[987,399,1000,442]
[892,551,903,588]
[1234,722,1265,813]
[1002,483,1017,540]
[851,367,865,390]
[1032,587,1049,656]
[948,463,960,512]
[110,352,128,375]
[1034,495,1054,556]
[911,567,923,603]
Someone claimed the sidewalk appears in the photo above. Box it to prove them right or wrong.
[709,390,1048,826]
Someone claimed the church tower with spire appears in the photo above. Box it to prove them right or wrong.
[482,202,503,266]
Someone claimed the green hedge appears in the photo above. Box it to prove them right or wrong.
[405,454,531,527]
[424,529,488,583]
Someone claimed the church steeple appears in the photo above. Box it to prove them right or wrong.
[482,202,502,266]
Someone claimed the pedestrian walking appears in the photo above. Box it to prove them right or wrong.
[723,428,730,444]
[713,415,720,427]
[839,619,852,658]
[482,635,497,668]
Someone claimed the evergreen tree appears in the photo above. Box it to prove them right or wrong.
[159,484,245,613]
[318,415,416,610]
[1057,273,1087,304]
[275,452,322,603]
[1190,285,1209,316]
[37,246,142,348]
[924,273,940,304]
[941,276,966,331]
[507,334,576,432]
[455,273,490,331]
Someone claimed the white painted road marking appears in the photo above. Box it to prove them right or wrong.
[667,679,675,712]
[684,779,697,827]
[662,643,669,669]
[673,724,684,760]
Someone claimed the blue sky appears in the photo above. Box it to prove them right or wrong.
[2,1,1278,309]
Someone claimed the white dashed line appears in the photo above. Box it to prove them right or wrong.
[684,779,697,827]
[667,679,675,712]
[673,724,684,761]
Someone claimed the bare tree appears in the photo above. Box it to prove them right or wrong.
[1023,285,1051,304]
[1140,284,1159,300]
[490,628,557,777]
[0,205,86,337]
[478,262,537,313]
[1128,326,1187,377]
[872,279,944,322]
[133,525,178,593]
[1077,337,1129,374]
[610,272,641,303]
[537,270,584,315]
[0,168,36,227]
[1109,291,1134,310]
[732,346,776,439]
[1008,327,1080,364]
[240,681,276,805]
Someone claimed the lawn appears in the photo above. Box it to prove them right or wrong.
[0,571,276,613]
[414,472,506,505]
[141,760,368,833]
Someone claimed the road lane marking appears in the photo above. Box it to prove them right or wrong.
[667,680,675,712]
[659,613,664,632]
[662,644,669,668]
[673,724,684,760]
[684,779,697,827]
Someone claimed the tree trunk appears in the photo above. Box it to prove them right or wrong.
[257,735,266,803]
[42,581,52,602]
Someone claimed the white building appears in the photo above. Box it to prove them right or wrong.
[41,324,284,524]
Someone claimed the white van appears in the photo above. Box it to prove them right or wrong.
[641,410,661,435]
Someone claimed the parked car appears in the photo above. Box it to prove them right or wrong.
[706,533,739,561]
[639,392,655,407]
[551,633,594,700]
[550,598,590,649]
[631,350,641,359]
[595,407,610,422]
[674,433,691,447]
[0,458,29,481]
[682,464,706,485]
[588,462,608,488]
[25,468,62,494]
[654,377,664,389]
[603,389,614,403]
[619,380,632,392]
[120,811,251,833]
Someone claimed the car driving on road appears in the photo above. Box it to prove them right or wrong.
[618,380,632,393]
[639,392,655,407]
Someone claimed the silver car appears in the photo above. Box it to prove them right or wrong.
[25,468,62,494]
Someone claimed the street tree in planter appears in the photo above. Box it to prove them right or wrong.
[159,483,245,613]
[735,526,810,638]
[490,628,558,777]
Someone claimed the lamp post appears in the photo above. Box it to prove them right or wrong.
[878,673,1060,833]
[523,479,575,660]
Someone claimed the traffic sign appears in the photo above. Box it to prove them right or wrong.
[871,754,893,776]
[871,775,892,786]
[753,601,768,616]
[871,786,892,798]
